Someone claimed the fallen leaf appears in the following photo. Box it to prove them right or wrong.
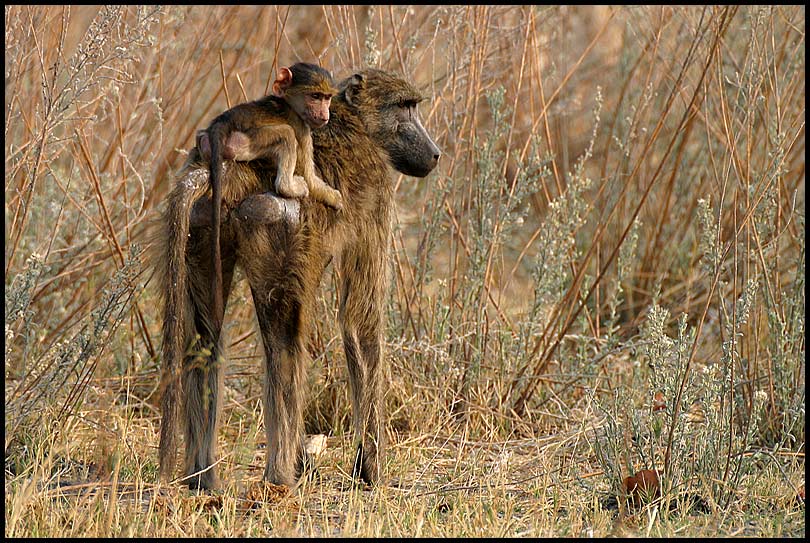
[652,391,666,412]
[623,469,660,505]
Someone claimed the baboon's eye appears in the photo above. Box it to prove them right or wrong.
[395,100,418,123]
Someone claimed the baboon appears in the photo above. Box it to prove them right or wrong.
[202,62,342,339]
[157,69,440,490]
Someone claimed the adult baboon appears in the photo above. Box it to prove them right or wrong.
[157,69,440,490]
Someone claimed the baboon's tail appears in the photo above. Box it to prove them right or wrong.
[208,125,226,337]
[158,176,195,482]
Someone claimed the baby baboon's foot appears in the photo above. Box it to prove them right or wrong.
[276,174,309,199]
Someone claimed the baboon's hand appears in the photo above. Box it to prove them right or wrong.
[327,189,344,211]
[276,174,309,199]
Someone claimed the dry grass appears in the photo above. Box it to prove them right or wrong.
[5,5,805,537]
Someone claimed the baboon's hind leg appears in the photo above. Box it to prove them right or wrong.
[182,226,239,491]
[237,218,325,487]
[252,292,310,487]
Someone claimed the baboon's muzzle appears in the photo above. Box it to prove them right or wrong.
[392,120,441,178]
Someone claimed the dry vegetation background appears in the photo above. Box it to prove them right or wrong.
[4,5,805,537]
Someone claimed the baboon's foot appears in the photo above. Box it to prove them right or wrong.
[262,445,319,489]
[352,443,382,487]
[307,174,344,210]
[256,459,316,494]
[276,174,309,199]
[316,187,344,211]
[185,467,219,492]
[263,463,298,489]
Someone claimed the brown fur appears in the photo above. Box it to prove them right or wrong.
[156,69,440,489]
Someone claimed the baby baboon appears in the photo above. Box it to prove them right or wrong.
[202,62,342,337]
[157,69,440,490]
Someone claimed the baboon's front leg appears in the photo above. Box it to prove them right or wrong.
[339,247,386,485]
[182,222,239,490]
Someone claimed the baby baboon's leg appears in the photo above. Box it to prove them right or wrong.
[240,124,308,199]
[338,246,386,485]
[182,223,239,490]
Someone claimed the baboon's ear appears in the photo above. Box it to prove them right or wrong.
[272,67,293,97]
[343,74,365,107]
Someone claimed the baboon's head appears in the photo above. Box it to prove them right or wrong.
[340,69,441,177]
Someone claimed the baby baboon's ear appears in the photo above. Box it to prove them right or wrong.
[272,67,294,98]
[343,74,365,107]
